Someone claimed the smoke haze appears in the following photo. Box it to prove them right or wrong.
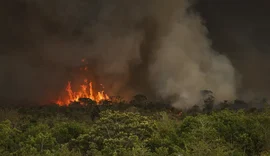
[195,0,270,101]
[0,0,267,108]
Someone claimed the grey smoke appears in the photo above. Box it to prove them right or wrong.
[196,0,270,101]
[148,6,236,108]
[0,0,238,107]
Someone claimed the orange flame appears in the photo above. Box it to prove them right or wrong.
[55,79,110,106]
[54,58,110,106]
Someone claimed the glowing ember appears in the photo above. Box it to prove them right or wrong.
[55,79,110,106]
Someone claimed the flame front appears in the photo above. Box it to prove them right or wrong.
[54,58,110,106]
[55,79,110,106]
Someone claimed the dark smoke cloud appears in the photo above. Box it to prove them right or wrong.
[0,0,267,107]
[195,0,270,100]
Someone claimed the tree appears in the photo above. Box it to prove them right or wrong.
[0,120,21,155]
[178,115,238,155]
[147,112,182,155]
[52,121,89,144]
[70,110,156,155]
[16,123,56,155]
[211,110,265,155]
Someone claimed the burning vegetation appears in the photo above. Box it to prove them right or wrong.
[54,59,110,106]
[55,80,110,106]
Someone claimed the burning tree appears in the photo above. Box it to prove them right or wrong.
[54,58,110,106]
[55,80,110,106]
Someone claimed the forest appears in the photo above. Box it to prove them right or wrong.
[1,94,270,156]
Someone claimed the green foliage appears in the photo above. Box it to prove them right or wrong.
[179,115,237,155]
[0,120,21,155]
[257,109,270,152]
[71,110,156,155]
[0,109,20,123]
[176,109,268,155]
[16,123,56,155]
[1,102,270,155]
[53,144,82,156]
[52,121,89,144]
[210,110,265,155]
[147,112,182,155]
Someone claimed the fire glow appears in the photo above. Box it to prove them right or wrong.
[55,79,110,106]
[55,59,110,106]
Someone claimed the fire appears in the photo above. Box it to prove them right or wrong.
[55,79,110,106]
[55,58,110,106]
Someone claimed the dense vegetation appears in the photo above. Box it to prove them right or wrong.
[1,95,270,156]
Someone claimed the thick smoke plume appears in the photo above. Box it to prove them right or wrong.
[196,0,270,101]
[0,0,238,108]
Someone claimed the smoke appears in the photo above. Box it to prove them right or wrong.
[0,0,238,107]
[196,0,270,101]
[148,4,236,108]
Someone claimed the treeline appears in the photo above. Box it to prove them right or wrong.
[0,95,270,155]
